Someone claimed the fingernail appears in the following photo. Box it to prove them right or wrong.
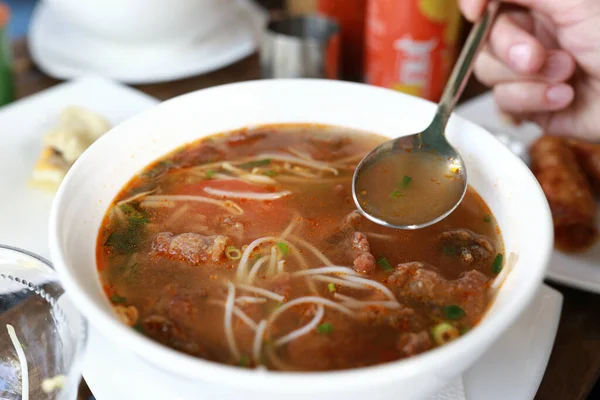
[509,44,532,71]
[542,53,569,80]
[546,85,574,105]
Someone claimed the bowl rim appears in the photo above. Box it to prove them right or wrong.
[49,79,553,391]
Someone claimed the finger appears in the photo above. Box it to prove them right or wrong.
[459,0,488,21]
[493,82,574,114]
[487,12,546,74]
[474,50,576,85]
[460,0,584,21]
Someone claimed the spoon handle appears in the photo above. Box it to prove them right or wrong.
[426,1,500,137]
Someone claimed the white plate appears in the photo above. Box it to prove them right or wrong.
[0,80,561,399]
[27,0,267,84]
[0,76,160,258]
[82,285,562,400]
[457,93,600,294]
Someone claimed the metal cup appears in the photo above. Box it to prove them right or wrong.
[261,15,340,79]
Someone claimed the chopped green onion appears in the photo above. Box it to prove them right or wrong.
[483,214,492,223]
[225,245,242,260]
[401,175,413,188]
[491,253,503,274]
[327,283,336,292]
[263,170,278,177]
[377,257,394,272]
[443,305,466,320]
[277,242,290,256]
[110,294,127,304]
[431,322,460,345]
[390,189,404,200]
[317,322,333,334]
[238,355,250,367]
[460,327,470,335]
[205,170,216,179]
[134,324,145,334]
[443,245,456,255]
[239,159,271,169]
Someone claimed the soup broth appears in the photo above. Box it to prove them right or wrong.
[96,125,503,371]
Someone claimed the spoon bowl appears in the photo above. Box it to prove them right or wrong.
[353,1,499,229]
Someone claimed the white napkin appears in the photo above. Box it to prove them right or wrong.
[428,377,467,400]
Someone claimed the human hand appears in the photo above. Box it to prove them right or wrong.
[459,0,600,140]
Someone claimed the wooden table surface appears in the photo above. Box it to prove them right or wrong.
[9,38,600,400]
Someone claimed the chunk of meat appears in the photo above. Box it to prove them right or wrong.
[171,143,225,168]
[396,331,432,357]
[349,232,376,274]
[143,315,209,358]
[439,229,495,264]
[113,305,138,326]
[152,232,231,265]
[388,263,490,323]
[356,303,415,330]
[308,136,352,160]
[218,216,245,240]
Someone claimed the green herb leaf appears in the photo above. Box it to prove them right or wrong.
[238,355,250,367]
[327,283,336,292]
[401,175,413,188]
[134,324,145,334]
[443,305,466,320]
[110,294,127,304]
[390,189,404,200]
[317,322,333,334]
[105,204,150,254]
[483,214,492,223]
[377,257,394,272]
[263,170,278,177]
[277,242,290,256]
[443,245,456,255]
[205,170,216,179]
[239,159,271,169]
[491,253,503,274]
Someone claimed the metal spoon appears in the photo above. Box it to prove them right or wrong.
[352,2,500,230]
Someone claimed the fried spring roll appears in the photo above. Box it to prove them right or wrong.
[568,139,600,197]
[530,136,597,252]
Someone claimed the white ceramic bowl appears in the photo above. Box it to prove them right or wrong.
[49,80,553,400]
[44,0,234,45]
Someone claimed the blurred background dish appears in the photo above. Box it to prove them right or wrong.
[28,0,267,84]
[43,0,234,46]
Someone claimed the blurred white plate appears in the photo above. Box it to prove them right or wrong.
[0,76,159,258]
[28,0,267,84]
[457,92,600,294]
[83,285,562,400]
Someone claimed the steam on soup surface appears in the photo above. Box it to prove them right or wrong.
[96,124,503,371]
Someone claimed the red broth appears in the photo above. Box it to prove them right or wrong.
[96,124,503,371]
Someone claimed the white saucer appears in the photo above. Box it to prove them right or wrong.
[28,0,267,84]
[81,285,562,400]
[457,93,600,294]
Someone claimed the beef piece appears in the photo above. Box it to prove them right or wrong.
[308,136,352,160]
[152,232,231,265]
[225,131,266,147]
[171,143,225,168]
[218,216,245,239]
[396,331,432,357]
[143,315,209,358]
[439,229,495,264]
[357,303,415,330]
[113,305,139,326]
[349,232,376,274]
[388,263,490,323]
